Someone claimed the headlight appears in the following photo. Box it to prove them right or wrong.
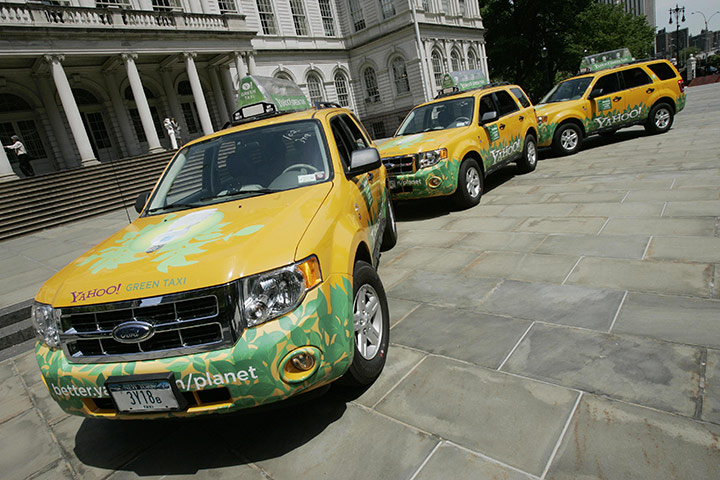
[537,115,548,124]
[30,302,61,348]
[417,148,448,169]
[242,256,322,327]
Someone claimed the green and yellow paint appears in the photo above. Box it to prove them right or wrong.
[36,276,354,419]
[389,156,461,200]
[676,93,686,113]
[478,133,523,171]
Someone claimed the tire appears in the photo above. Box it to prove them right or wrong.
[515,134,537,174]
[341,260,390,386]
[552,123,583,156]
[451,158,483,209]
[379,195,397,252]
[645,103,674,134]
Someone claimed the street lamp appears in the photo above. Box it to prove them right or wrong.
[669,4,685,66]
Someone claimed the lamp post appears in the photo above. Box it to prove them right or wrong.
[691,10,720,73]
[541,45,550,93]
[669,4,685,66]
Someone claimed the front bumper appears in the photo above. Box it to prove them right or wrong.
[387,158,460,201]
[36,276,354,419]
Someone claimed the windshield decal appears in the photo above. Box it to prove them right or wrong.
[76,209,264,274]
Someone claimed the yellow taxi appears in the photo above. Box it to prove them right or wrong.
[31,76,397,419]
[378,71,539,208]
[536,49,686,155]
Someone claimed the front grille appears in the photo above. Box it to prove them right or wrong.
[382,155,416,175]
[59,283,243,363]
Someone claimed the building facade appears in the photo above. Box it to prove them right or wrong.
[0,0,487,180]
[597,0,656,28]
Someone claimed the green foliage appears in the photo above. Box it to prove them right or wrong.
[708,54,720,70]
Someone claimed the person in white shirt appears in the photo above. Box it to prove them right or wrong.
[163,117,179,150]
[4,135,34,177]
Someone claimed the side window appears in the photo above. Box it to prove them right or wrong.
[646,62,677,81]
[341,114,370,150]
[478,94,496,117]
[621,67,652,89]
[494,90,519,117]
[330,117,353,170]
[593,73,621,96]
[510,87,531,108]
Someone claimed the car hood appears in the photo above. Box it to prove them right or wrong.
[535,100,585,119]
[36,183,332,307]
[378,129,466,157]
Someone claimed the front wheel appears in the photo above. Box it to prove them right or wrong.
[552,123,583,156]
[340,261,390,386]
[451,158,483,209]
[516,134,537,174]
[645,103,674,134]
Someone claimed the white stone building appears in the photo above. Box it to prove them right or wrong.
[0,0,487,180]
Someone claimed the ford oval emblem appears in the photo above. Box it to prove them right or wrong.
[112,321,154,344]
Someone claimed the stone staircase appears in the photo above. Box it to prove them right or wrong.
[0,151,175,359]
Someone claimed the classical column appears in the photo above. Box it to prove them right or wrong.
[0,142,20,182]
[103,70,141,157]
[33,73,75,169]
[233,51,248,80]
[160,67,187,136]
[246,52,257,75]
[221,66,237,115]
[45,54,98,166]
[184,52,214,135]
[209,67,229,125]
[122,53,163,153]
[479,42,489,79]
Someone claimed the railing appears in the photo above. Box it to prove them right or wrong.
[0,3,237,31]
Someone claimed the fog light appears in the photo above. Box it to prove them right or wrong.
[427,176,442,188]
[291,352,315,371]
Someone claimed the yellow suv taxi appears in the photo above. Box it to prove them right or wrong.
[536,49,686,155]
[378,71,539,208]
[31,76,397,419]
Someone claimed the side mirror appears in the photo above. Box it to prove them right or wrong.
[480,111,498,124]
[347,147,382,177]
[135,191,150,214]
[588,89,603,99]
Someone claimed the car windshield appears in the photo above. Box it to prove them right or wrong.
[395,97,475,136]
[540,77,593,104]
[146,120,331,214]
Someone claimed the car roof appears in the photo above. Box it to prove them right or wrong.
[419,83,520,107]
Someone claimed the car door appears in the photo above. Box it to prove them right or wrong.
[618,67,654,122]
[588,72,624,132]
[478,90,524,169]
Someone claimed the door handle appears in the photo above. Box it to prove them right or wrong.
[646,88,655,93]
[499,123,506,130]
[613,96,622,102]
[367,172,374,181]
[519,115,524,121]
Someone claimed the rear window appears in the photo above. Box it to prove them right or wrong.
[646,62,678,80]
[494,90,519,117]
[621,67,652,89]
[510,87,531,108]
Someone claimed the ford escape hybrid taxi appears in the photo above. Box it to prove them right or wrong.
[379,70,539,208]
[31,76,397,419]
[536,49,686,156]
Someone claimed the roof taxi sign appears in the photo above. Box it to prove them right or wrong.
[440,70,488,95]
[579,48,633,73]
[234,75,310,122]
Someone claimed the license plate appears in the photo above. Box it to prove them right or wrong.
[106,374,183,413]
[389,177,397,189]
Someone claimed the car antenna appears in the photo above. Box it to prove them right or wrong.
[106,155,133,224]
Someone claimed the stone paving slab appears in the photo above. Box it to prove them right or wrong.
[566,257,713,297]
[414,442,534,480]
[547,191,628,204]
[387,271,501,310]
[663,199,720,217]
[612,292,720,349]
[387,297,420,328]
[394,229,468,248]
[600,217,717,236]
[389,305,531,369]
[453,231,547,253]
[497,203,578,217]
[501,323,702,417]
[533,233,649,259]
[704,349,720,425]
[354,345,426,408]
[0,410,63,480]
[385,247,482,274]
[624,187,720,202]
[463,251,579,284]
[477,280,624,331]
[646,235,720,264]
[546,394,720,480]
[569,201,664,217]
[444,216,526,232]
[512,217,607,235]
[376,355,579,477]
[0,360,33,424]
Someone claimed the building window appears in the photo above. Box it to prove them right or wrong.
[289,0,308,36]
[459,0,465,16]
[319,0,335,36]
[306,73,324,104]
[256,0,277,35]
[96,0,132,8]
[468,49,478,70]
[451,50,463,71]
[422,0,429,11]
[431,50,444,87]
[363,67,380,103]
[348,0,366,32]
[275,72,293,82]
[217,0,237,13]
[151,0,182,11]
[379,0,395,19]
[334,72,351,107]
[391,57,410,94]
[371,121,385,139]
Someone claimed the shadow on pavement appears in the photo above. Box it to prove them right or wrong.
[72,386,348,475]
[539,128,648,160]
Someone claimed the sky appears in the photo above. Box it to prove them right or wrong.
[655,0,720,36]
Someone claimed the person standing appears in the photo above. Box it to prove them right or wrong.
[163,117,178,149]
[170,117,182,147]
[4,135,34,177]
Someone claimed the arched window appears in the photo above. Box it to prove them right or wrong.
[467,49,478,70]
[451,50,463,72]
[431,50,444,88]
[391,57,410,95]
[334,72,351,107]
[0,93,46,159]
[306,73,324,104]
[0,93,31,112]
[363,67,380,103]
[275,72,293,82]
